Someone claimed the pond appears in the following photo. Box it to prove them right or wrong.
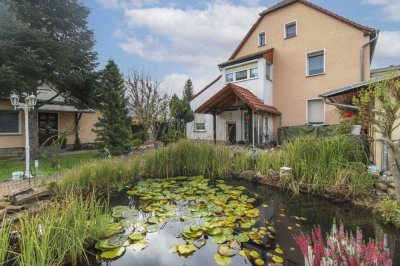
[83,177,400,266]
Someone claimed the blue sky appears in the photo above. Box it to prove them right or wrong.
[87,0,400,95]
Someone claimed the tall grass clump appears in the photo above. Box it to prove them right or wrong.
[257,135,373,199]
[374,199,400,228]
[0,220,11,265]
[232,151,251,173]
[57,157,136,195]
[141,140,231,178]
[15,193,110,266]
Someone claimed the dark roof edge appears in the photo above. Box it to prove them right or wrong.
[371,65,400,74]
[229,0,376,60]
[190,75,222,102]
[219,49,273,69]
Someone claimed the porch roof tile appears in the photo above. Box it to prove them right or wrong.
[195,83,280,115]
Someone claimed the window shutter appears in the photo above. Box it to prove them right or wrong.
[308,99,324,124]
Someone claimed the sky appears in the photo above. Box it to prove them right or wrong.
[86,0,400,96]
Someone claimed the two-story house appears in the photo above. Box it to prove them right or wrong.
[187,0,377,145]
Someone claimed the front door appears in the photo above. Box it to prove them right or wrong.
[227,123,236,144]
[39,113,58,146]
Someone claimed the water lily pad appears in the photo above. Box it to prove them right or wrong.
[147,216,159,224]
[234,233,249,243]
[129,232,145,242]
[131,239,148,251]
[254,258,264,265]
[177,244,197,257]
[146,224,160,233]
[272,255,283,263]
[95,235,127,251]
[168,245,178,253]
[218,243,240,257]
[275,247,283,254]
[287,226,293,230]
[214,254,231,265]
[100,247,125,260]
[249,250,260,259]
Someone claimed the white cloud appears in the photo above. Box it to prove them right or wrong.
[96,0,158,9]
[362,0,400,21]
[372,31,400,68]
[160,73,208,96]
[119,3,264,76]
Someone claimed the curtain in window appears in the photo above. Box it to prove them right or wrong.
[308,53,324,75]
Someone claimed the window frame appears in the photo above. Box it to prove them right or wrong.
[249,68,258,78]
[194,122,206,132]
[258,31,266,47]
[266,63,272,80]
[0,110,21,135]
[235,70,248,81]
[226,73,234,82]
[284,21,297,39]
[306,49,326,77]
[306,98,325,125]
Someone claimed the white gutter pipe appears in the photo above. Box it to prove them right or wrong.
[361,30,379,81]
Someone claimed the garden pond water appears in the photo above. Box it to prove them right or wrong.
[83,177,400,266]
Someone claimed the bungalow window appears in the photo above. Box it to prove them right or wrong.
[249,68,258,78]
[285,21,297,38]
[258,32,266,46]
[307,50,325,76]
[195,123,205,131]
[0,111,19,134]
[236,70,247,81]
[307,99,324,125]
[226,73,234,82]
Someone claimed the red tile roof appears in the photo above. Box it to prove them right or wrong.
[229,0,376,60]
[195,83,280,115]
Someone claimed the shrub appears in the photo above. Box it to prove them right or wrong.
[160,130,184,145]
[374,199,400,228]
[131,138,143,149]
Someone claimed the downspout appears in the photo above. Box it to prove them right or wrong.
[361,30,379,81]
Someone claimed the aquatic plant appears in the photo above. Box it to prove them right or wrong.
[14,193,110,265]
[0,219,11,264]
[293,223,392,266]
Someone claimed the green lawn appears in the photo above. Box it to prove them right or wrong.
[0,150,99,182]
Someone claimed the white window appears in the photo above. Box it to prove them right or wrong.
[249,68,258,78]
[266,63,272,80]
[195,123,205,131]
[307,50,325,76]
[258,32,266,46]
[235,70,247,81]
[0,111,20,134]
[285,21,297,38]
[226,73,234,82]
[307,99,325,125]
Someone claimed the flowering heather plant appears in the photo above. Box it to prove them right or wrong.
[293,223,392,266]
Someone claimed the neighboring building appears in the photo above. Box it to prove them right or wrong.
[321,67,400,172]
[0,85,101,156]
[187,0,377,145]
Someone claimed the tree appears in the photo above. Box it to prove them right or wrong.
[126,70,169,140]
[183,78,194,102]
[169,94,194,131]
[0,0,98,151]
[94,60,132,156]
[354,73,400,200]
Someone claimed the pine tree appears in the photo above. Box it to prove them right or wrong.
[94,60,133,156]
[183,78,194,101]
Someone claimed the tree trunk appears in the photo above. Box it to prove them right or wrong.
[28,108,39,158]
[73,113,83,150]
[385,137,400,201]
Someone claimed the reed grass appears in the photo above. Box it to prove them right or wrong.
[0,219,11,265]
[14,193,110,266]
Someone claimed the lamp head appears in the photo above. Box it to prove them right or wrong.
[25,94,37,108]
[10,93,19,107]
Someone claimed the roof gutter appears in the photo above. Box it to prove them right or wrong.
[361,30,379,81]
[321,98,359,110]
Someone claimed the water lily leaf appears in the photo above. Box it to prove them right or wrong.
[100,247,125,260]
[193,238,206,249]
[254,258,264,266]
[129,232,145,242]
[147,216,159,224]
[168,245,178,253]
[287,226,293,230]
[249,250,260,259]
[234,233,249,243]
[146,224,160,233]
[244,208,260,218]
[131,239,148,251]
[214,254,231,265]
[95,235,127,251]
[272,255,283,263]
[208,227,223,236]
[295,223,301,227]
[177,244,197,257]
[121,209,138,219]
[275,247,283,254]
[105,223,122,237]
[212,234,230,244]
[262,204,269,208]
[218,243,240,257]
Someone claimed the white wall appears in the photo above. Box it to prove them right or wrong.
[190,76,224,111]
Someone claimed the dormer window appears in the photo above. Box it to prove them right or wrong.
[284,21,297,39]
[258,32,266,46]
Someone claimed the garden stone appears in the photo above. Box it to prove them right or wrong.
[388,182,395,189]
[268,169,280,181]
[239,170,256,181]
[0,201,12,209]
[374,190,387,198]
[230,171,240,178]
[6,204,26,213]
[387,188,396,199]
[374,182,388,192]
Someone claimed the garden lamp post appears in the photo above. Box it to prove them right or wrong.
[10,93,37,178]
